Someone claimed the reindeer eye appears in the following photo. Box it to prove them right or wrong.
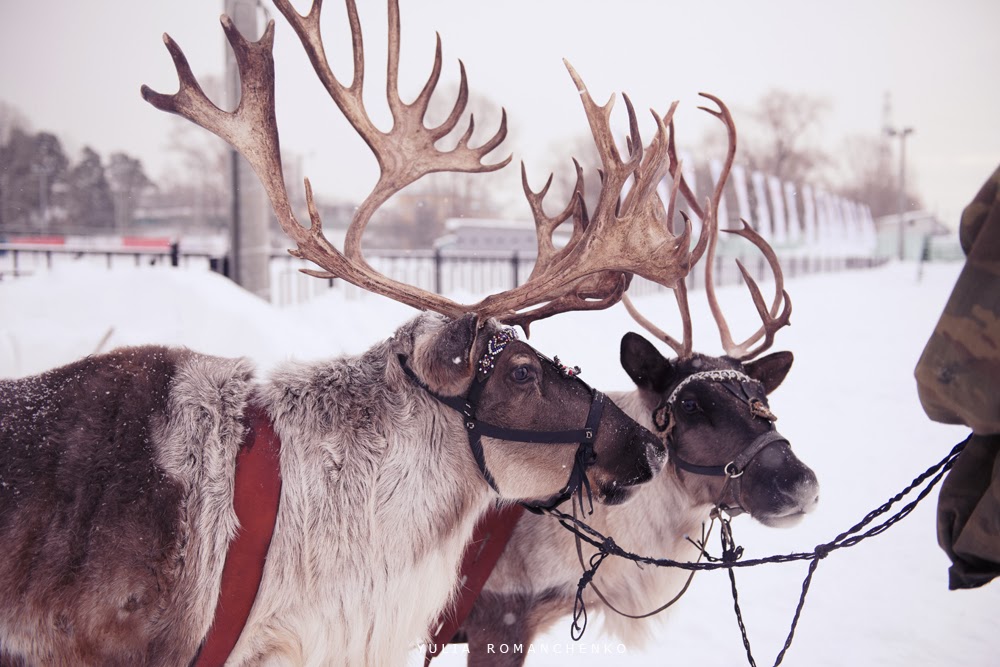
[510,366,533,384]
[680,398,699,414]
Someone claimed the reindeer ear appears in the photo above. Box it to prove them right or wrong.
[413,313,480,395]
[744,351,794,394]
[620,332,675,393]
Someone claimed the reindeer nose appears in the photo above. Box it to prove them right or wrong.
[643,427,666,471]
[800,477,820,513]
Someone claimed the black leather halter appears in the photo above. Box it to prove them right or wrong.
[397,329,606,513]
[655,369,789,516]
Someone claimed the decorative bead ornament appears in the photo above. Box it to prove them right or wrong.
[553,356,582,377]
[477,328,519,376]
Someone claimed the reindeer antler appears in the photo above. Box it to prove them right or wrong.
[142,1,699,332]
[623,94,791,361]
[705,216,792,360]
[473,68,706,329]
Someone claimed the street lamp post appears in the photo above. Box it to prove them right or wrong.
[885,125,914,260]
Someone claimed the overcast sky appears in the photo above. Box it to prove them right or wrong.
[2,0,998,226]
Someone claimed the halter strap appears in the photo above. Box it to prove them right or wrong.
[397,350,605,510]
[671,428,789,478]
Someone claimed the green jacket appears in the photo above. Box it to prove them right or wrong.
[915,164,1000,589]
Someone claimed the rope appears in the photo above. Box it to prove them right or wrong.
[547,436,969,666]
[571,496,711,620]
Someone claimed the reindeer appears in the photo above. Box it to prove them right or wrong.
[454,99,820,665]
[0,1,723,665]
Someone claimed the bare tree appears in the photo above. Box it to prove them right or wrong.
[0,101,30,230]
[66,146,115,231]
[107,152,154,231]
[741,89,832,184]
[833,133,922,218]
[162,116,228,230]
[0,99,30,145]
[0,129,69,233]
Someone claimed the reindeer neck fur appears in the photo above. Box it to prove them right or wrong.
[231,315,495,666]
[480,389,713,649]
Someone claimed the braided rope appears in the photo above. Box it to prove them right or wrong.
[548,437,969,666]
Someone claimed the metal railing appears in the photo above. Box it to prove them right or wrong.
[1,242,889,306]
[0,242,222,279]
[269,247,890,307]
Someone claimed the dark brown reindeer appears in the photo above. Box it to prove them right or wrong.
[454,99,820,665]
[0,0,727,665]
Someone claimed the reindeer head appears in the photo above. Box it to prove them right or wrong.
[619,98,818,526]
[622,334,818,526]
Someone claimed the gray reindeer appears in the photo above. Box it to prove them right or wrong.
[0,1,718,665]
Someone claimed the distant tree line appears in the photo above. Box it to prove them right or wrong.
[0,98,233,239]
[0,102,154,235]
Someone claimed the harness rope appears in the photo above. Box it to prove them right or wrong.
[542,436,968,665]
[570,495,713,620]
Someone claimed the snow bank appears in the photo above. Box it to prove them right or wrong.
[2,259,997,666]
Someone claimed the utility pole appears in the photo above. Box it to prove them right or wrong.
[224,0,271,300]
[885,125,914,260]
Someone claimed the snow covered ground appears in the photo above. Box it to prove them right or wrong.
[2,259,997,666]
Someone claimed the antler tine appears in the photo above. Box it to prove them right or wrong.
[725,221,792,357]
[273,0,511,262]
[505,159,631,335]
[563,61,643,225]
[622,277,693,358]
[697,94,737,216]
[689,94,736,267]
[666,110,703,222]
[472,66,700,330]
[520,159,587,272]
[142,18,305,257]
[697,94,790,360]
[704,211,792,360]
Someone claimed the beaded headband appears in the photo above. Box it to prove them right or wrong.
[665,369,758,407]
[475,328,584,379]
[477,328,518,375]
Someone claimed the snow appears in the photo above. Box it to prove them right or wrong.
[2,259,998,666]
